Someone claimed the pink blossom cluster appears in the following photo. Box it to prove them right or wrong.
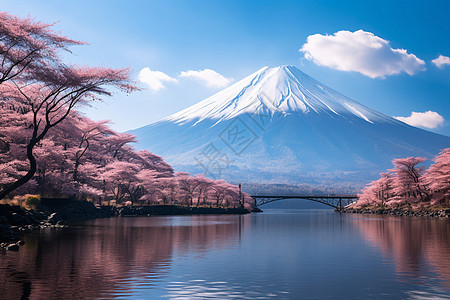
[0,109,249,207]
[0,12,251,208]
[352,149,450,210]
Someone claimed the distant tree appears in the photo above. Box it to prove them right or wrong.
[353,156,432,210]
[378,172,394,206]
[356,180,380,208]
[155,177,179,205]
[209,180,230,207]
[224,187,240,208]
[424,148,450,204]
[195,176,213,207]
[357,172,394,207]
[390,157,427,206]
[101,161,144,204]
[128,150,173,175]
[136,169,160,205]
[178,175,201,207]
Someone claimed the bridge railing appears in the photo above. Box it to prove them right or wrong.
[251,194,358,198]
[250,194,359,209]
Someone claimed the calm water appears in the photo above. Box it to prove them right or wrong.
[1,209,450,299]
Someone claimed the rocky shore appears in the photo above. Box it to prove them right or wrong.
[116,205,251,216]
[341,207,450,218]
[0,199,251,251]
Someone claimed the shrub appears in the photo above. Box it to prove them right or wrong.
[25,195,41,208]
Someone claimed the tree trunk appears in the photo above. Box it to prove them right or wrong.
[0,142,37,200]
[73,160,80,182]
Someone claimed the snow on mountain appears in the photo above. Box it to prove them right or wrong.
[165,66,393,125]
[130,66,450,192]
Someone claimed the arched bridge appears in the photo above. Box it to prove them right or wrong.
[251,194,358,209]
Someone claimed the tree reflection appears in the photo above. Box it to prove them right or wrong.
[354,215,450,288]
[0,215,243,299]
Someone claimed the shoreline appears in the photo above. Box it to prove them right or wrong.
[339,207,450,218]
[0,201,253,251]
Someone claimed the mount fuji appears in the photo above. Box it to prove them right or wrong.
[130,66,450,192]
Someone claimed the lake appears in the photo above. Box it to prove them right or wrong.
[1,209,449,299]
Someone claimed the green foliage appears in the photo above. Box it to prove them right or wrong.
[26,195,41,208]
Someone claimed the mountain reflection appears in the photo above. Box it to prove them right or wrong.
[0,215,243,299]
[353,215,450,288]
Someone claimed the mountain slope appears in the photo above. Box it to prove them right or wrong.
[165,66,394,124]
[130,66,450,192]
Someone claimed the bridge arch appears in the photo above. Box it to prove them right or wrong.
[251,194,358,210]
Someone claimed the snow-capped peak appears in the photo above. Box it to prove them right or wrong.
[165,65,394,125]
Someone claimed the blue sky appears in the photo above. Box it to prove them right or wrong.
[2,0,449,136]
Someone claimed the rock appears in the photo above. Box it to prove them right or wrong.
[6,244,19,251]
[342,206,450,218]
[47,212,62,225]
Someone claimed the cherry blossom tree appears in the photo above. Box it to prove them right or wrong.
[178,174,201,207]
[351,153,449,210]
[101,161,140,204]
[0,11,84,85]
[356,172,394,208]
[209,180,230,207]
[33,139,71,197]
[0,12,136,200]
[104,133,136,161]
[155,177,180,205]
[194,176,213,207]
[424,148,450,205]
[390,157,427,206]
[0,12,249,209]
[136,169,160,205]
[72,119,111,182]
[223,187,240,208]
[0,62,134,201]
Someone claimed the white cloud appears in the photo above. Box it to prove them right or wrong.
[395,111,445,129]
[138,67,177,91]
[432,55,450,69]
[179,69,232,88]
[300,30,426,78]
